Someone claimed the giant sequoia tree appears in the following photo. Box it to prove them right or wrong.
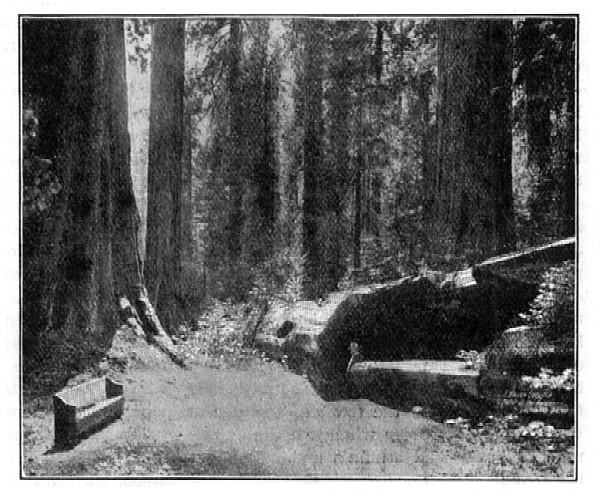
[433,19,514,257]
[145,19,186,329]
[22,19,142,361]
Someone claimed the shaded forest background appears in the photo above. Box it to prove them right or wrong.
[22,18,576,383]
[126,17,575,303]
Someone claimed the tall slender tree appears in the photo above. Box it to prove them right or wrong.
[224,19,245,259]
[321,22,354,288]
[145,19,186,329]
[301,21,326,296]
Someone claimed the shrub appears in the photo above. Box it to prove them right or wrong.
[172,301,265,367]
[522,260,575,343]
[456,349,486,371]
[257,243,306,303]
[521,368,575,392]
[22,107,62,220]
[485,260,576,374]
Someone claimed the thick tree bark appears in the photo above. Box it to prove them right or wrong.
[22,19,142,358]
[434,19,514,257]
[145,19,186,330]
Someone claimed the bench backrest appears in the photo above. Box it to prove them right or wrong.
[56,377,107,408]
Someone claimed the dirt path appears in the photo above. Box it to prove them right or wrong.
[22,359,573,477]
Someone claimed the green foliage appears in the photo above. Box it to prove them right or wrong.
[125,19,151,72]
[514,19,575,116]
[251,244,306,304]
[521,368,574,392]
[513,19,576,240]
[456,350,486,371]
[522,260,575,342]
[173,301,265,367]
[22,108,61,219]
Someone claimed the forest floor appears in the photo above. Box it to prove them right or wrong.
[22,355,574,478]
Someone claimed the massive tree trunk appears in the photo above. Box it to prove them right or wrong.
[22,19,142,361]
[434,19,514,257]
[145,19,186,330]
[302,21,325,297]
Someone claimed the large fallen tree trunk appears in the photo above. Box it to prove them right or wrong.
[255,238,575,391]
[318,238,575,385]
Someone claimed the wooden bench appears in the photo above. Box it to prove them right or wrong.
[53,376,124,447]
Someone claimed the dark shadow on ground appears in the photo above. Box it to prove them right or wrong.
[296,358,495,422]
[34,444,270,476]
[43,416,124,455]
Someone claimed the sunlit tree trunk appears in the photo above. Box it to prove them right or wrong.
[145,19,186,330]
